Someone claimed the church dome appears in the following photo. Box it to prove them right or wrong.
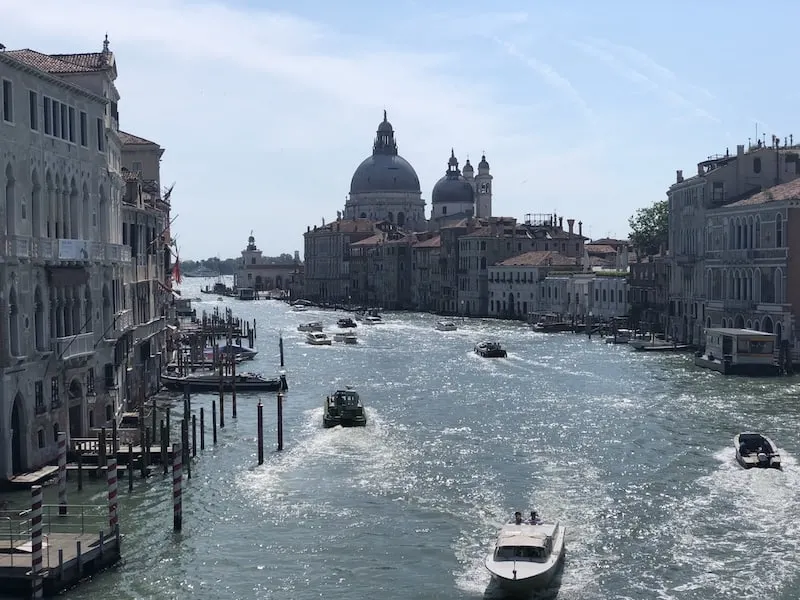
[432,150,474,205]
[349,111,421,195]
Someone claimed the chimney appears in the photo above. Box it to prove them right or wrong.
[737,144,744,157]
[559,216,563,230]
[307,226,310,232]
[567,218,575,236]
[697,164,704,176]
[676,170,683,183]
[578,221,583,237]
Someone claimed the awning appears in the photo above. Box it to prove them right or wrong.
[47,267,89,287]
[157,280,181,297]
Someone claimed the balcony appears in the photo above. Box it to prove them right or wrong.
[1,236,133,264]
[51,332,95,360]
[2,235,31,258]
[106,309,133,340]
[132,317,166,344]
[134,256,159,281]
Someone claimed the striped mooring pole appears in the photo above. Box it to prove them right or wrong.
[107,457,118,530]
[57,431,67,515]
[30,485,44,598]
[173,441,183,531]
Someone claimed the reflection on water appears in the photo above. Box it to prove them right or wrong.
[14,279,800,600]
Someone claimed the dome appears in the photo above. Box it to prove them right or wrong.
[478,154,490,170]
[462,158,474,174]
[349,111,421,195]
[432,150,474,205]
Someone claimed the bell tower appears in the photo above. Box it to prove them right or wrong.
[474,154,493,218]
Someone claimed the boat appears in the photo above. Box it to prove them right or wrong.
[306,332,332,346]
[530,313,573,333]
[337,317,357,328]
[161,369,287,393]
[605,329,633,344]
[323,387,367,428]
[694,328,780,375]
[475,341,507,358]
[203,344,258,361]
[734,432,781,470]
[362,315,383,325]
[435,320,458,332]
[333,332,358,344]
[292,305,309,312]
[484,514,566,594]
[297,321,323,332]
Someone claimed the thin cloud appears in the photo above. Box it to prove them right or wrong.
[572,38,718,123]
[492,37,596,126]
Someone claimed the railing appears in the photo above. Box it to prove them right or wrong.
[51,332,95,360]
[132,317,166,343]
[4,236,132,264]
[0,504,111,568]
[114,309,133,335]
[1,234,31,258]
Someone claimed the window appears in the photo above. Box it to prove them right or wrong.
[68,107,75,142]
[34,381,45,415]
[79,111,88,146]
[52,99,60,138]
[43,97,52,134]
[60,103,67,140]
[2,79,13,123]
[29,91,38,130]
[51,376,60,409]
[37,429,45,449]
[132,161,142,172]
[753,157,762,174]
[96,117,104,151]
[53,424,59,442]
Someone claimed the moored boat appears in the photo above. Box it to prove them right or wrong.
[735,432,781,470]
[306,332,332,345]
[298,321,323,332]
[337,317,357,328]
[475,341,507,358]
[435,320,458,332]
[323,387,367,428]
[333,332,358,344]
[161,369,287,393]
[484,513,566,594]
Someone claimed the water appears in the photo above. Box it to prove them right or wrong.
[10,279,800,599]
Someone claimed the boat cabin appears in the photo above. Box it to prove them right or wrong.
[238,287,256,300]
[329,389,361,409]
[696,328,778,375]
[493,523,558,563]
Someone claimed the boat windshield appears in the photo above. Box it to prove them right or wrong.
[494,545,548,562]
[333,391,360,407]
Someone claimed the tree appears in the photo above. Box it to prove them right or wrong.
[628,200,668,256]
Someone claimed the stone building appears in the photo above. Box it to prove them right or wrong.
[0,40,170,480]
[628,254,669,333]
[667,140,800,344]
[411,234,441,311]
[233,233,298,292]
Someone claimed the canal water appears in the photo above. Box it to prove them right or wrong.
[9,278,800,599]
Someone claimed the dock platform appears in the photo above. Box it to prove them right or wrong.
[3,467,59,490]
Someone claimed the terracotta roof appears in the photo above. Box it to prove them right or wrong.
[305,219,378,235]
[119,131,158,146]
[50,52,111,70]
[5,49,107,73]
[727,178,800,206]
[350,234,385,247]
[494,251,576,267]
[591,237,628,246]
[585,244,617,254]
[414,235,441,249]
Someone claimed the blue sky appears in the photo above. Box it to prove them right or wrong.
[3,0,798,259]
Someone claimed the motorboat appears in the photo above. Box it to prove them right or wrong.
[333,332,358,344]
[292,305,309,312]
[161,369,287,393]
[362,315,383,325]
[475,341,507,358]
[337,317,357,328]
[734,432,781,470]
[484,516,566,594]
[435,320,458,332]
[203,344,258,362]
[298,321,323,332]
[605,329,633,344]
[323,387,367,428]
[306,332,332,346]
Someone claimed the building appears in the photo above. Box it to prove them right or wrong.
[703,178,800,342]
[0,39,170,481]
[233,233,298,292]
[628,254,669,333]
[667,140,800,344]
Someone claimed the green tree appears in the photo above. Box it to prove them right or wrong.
[628,200,668,256]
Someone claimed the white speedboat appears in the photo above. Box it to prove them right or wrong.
[435,320,457,332]
[292,305,309,312]
[484,518,565,594]
[363,315,383,325]
[298,321,323,332]
[306,332,332,346]
[735,432,781,470]
[333,332,358,344]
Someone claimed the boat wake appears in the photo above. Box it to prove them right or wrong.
[664,448,800,598]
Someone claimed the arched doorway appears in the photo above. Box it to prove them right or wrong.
[507,293,516,316]
[11,393,24,474]
[734,315,744,329]
[68,379,83,438]
[762,316,773,333]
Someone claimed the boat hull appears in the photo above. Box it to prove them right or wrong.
[161,374,287,393]
[323,415,367,428]
[476,350,507,358]
[734,433,782,470]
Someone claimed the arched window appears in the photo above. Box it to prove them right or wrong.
[8,285,20,356]
[776,214,783,247]
[34,286,45,351]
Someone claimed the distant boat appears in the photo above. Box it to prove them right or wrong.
[333,332,358,344]
[306,332,332,346]
[735,432,781,470]
[161,369,286,392]
[435,320,458,332]
[475,341,507,358]
[298,321,323,332]
[323,387,367,428]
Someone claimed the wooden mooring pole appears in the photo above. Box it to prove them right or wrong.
[277,392,284,451]
[200,407,205,450]
[172,441,183,531]
[257,401,264,465]
[57,432,67,515]
[219,360,225,429]
[192,414,197,458]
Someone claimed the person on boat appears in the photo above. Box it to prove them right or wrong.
[529,510,540,524]
[513,512,523,525]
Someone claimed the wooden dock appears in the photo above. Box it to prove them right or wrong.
[3,466,59,490]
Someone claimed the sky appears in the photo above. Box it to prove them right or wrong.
[3,0,799,259]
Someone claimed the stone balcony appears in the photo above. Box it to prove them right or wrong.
[131,317,166,344]
[134,256,159,282]
[0,235,131,264]
[51,332,95,361]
